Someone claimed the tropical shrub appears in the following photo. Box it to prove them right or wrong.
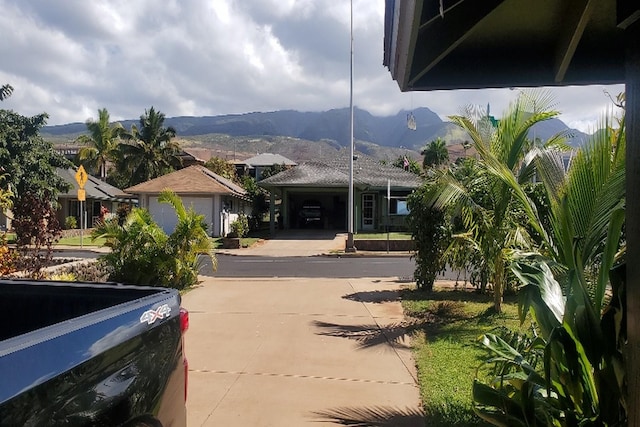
[406,181,449,291]
[472,100,627,425]
[473,259,626,426]
[229,214,249,238]
[65,216,78,230]
[241,176,268,230]
[92,190,215,290]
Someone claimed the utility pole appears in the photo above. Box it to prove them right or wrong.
[346,0,356,252]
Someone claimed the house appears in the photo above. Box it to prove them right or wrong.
[258,151,422,232]
[56,167,134,229]
[125,165,249,237]
[235,153,297,181]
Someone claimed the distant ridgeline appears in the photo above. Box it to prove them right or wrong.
[43,107,589,154]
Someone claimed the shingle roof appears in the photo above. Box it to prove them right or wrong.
[257,162,359,188]
[259,151,423,190]
[57,168,133,202]
[125,165,246,197]
[242,153,297,167]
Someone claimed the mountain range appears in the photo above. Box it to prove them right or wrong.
[43,107,591,163]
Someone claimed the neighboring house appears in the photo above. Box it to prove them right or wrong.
[57,167,135,229]
[235,153,297,181]
[259,151,423,232]
[125,165,249,237]
[54,145,81,162]
[54,145,204,168]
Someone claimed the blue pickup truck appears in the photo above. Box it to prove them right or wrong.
[0,279,189,426]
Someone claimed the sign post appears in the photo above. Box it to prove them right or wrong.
[75,166,88,248]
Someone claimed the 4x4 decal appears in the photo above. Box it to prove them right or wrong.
[140,304,172,325]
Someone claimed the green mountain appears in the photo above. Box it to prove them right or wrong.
[43,107,590,163]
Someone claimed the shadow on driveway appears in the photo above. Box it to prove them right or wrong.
[312,405,425,426]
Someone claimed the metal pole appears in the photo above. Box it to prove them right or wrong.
[80,200,84,248]
[346,0,356,252]
[387,179,390,254]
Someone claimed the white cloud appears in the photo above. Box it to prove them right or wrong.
[0,0,625,130]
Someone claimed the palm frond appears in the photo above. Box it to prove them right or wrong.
[158,189,187,221]
[518,88,558,113]
[533,148,567,206]
[547,113,625,312]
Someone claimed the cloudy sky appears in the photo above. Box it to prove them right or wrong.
[0,0,625,132]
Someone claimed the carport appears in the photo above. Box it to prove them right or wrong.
[259,153,422,234]
[259,162,352,231]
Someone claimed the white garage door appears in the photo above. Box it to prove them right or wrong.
[148,196,214,236]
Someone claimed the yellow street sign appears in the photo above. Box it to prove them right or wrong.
[77,188,86,201]
[75,165,88,189]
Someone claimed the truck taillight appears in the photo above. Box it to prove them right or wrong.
[180,307,189,401]
[180,307,189,333]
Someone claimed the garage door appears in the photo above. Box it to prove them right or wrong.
[148,196,214,235]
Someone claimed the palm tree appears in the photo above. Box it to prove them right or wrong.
[431,91,569,312]
[76,108,123,181]
[0,84,13,101]
[118,107,182,187]
[421,137,449,169]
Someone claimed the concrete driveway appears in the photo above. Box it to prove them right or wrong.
[183,276,424,426]
[217,230,347,257]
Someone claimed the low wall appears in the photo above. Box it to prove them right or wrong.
[61,228,94,238]
[353,239,415,252]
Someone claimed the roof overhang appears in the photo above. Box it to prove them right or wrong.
[384,0,639,91]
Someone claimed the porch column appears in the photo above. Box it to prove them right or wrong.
[626,18,640,425]
[269,191,276,236]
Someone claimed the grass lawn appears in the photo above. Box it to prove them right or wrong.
[211,236,262,249]
[353,231,412,240]
[402,286,531,426]
[56,235,107,246]
[3,232,107,247]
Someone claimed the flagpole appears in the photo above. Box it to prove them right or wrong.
[346,0,356,252]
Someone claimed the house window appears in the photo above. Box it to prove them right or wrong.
[69,200,80,219]
[389,198,410,215]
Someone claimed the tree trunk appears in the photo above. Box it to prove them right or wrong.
[493,256,504,313]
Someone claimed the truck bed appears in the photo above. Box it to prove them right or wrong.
[0,279,162,341]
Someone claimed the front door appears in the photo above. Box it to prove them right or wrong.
[362,194,375,230]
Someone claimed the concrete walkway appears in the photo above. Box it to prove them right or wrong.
[183,276,424,426]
